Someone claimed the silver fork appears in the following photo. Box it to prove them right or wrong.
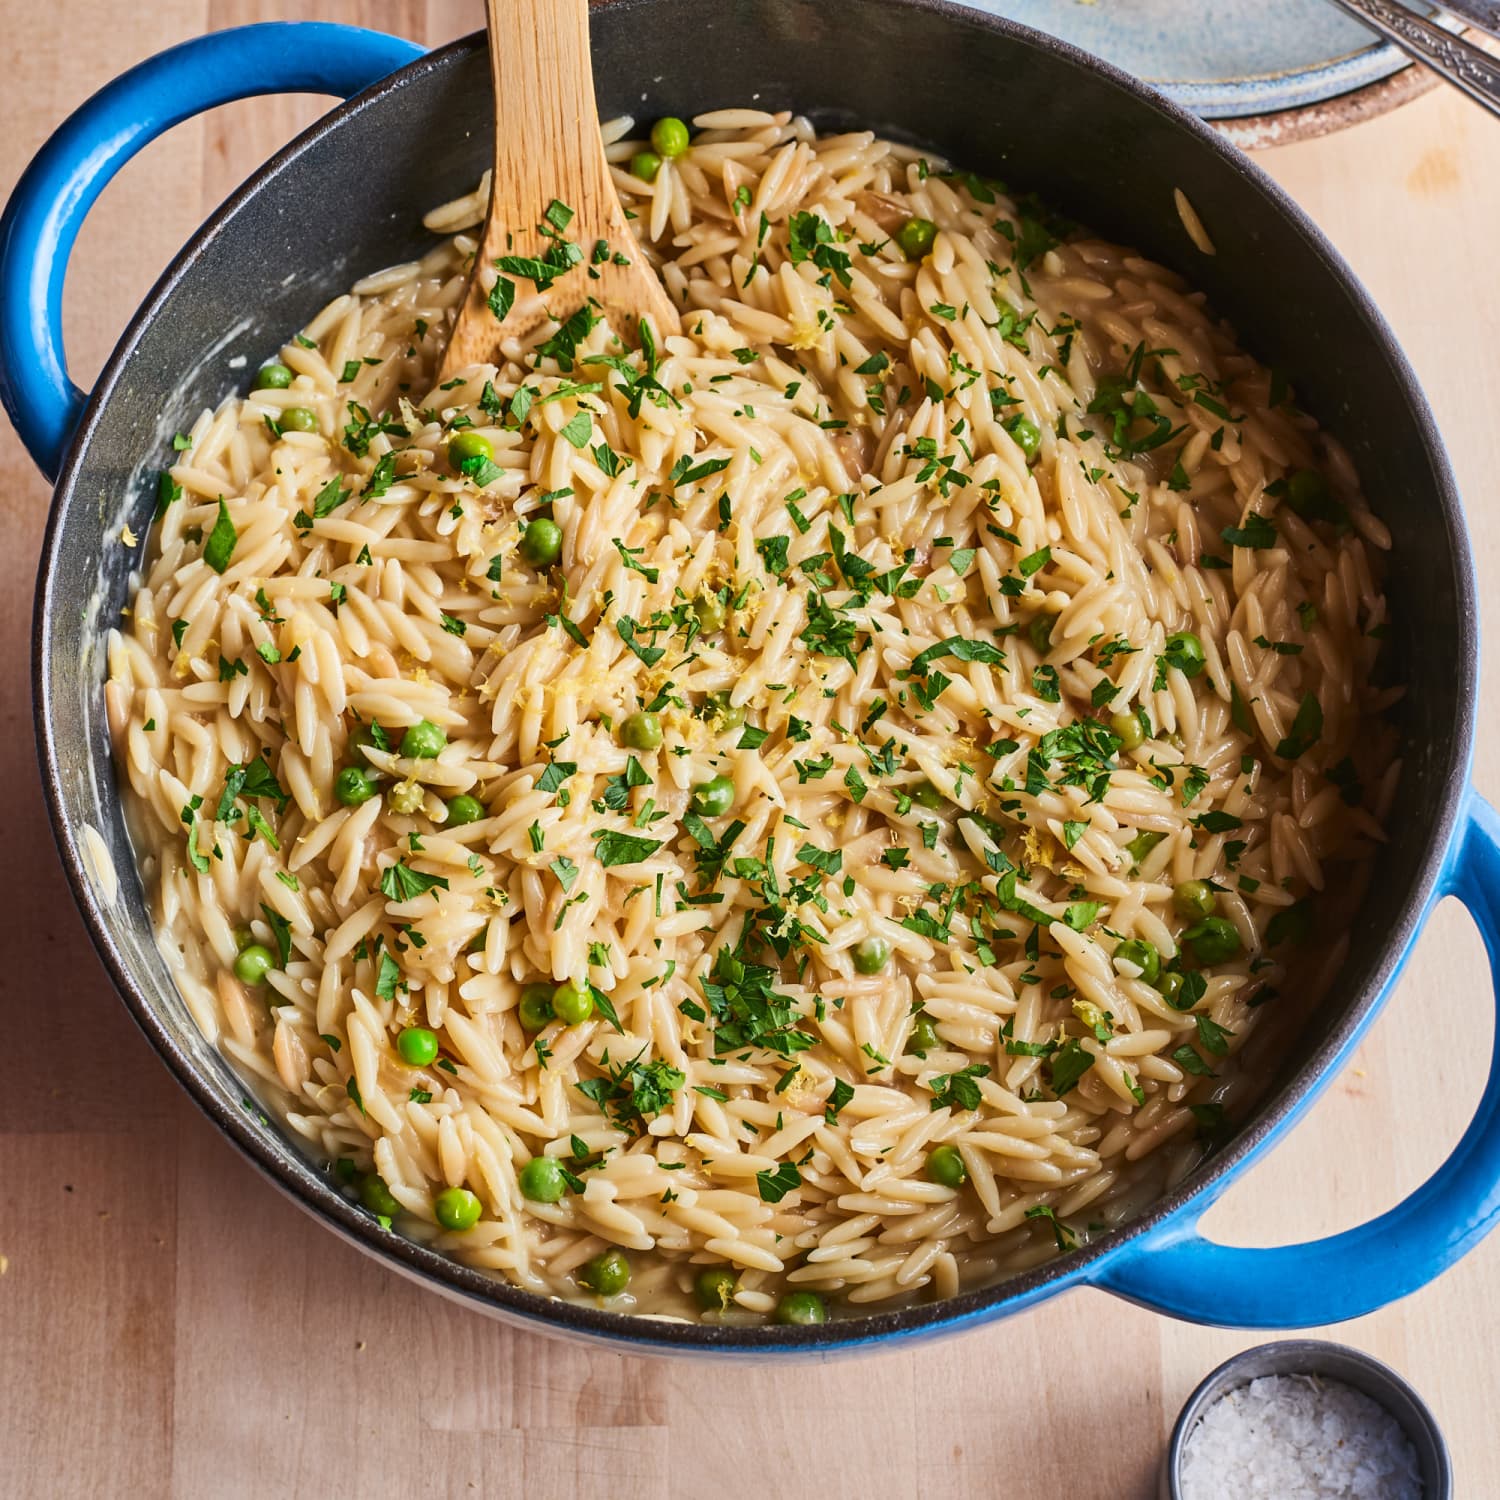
[1411,0,1500,39]
[1327,0,1500,121]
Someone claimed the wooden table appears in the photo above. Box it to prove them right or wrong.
[4,6,1498,1495]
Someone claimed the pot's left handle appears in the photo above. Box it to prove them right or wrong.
[1092,788,1500,1327]
[0,22,424,482]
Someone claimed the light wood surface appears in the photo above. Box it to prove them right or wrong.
[440,0,676,379]
[3,6,1499,1496]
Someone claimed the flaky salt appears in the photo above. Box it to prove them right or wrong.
[1179,1373,1422,1499]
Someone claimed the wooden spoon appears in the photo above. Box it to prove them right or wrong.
[437,0,680,383]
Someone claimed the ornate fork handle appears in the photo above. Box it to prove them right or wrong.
[1325,0,1500,121]
[1424,0,1500,46]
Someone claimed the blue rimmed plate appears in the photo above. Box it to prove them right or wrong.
[960,0,1438,140]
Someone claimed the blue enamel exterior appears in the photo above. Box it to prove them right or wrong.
[4,18,1497,1357]
[1095,786,1500,1326]
[0,22,423,482]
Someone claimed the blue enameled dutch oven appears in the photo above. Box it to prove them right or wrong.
[4,2,1500,1357]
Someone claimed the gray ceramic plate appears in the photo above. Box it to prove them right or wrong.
[960,0,1441,143]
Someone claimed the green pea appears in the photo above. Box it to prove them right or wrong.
[279,406,318,433]
[349,722,385,764]
[233,944,276,986]
[400,719,447,759]
[630,150,662,183]
[619,711,663,751]
[906,1014,941,1055]
[704,691,745,731]
[650,116,691,158]
[853,936,891,975]
[1231,683,1255,735]
[691,775,735,817]
[896,216,937,259]
[335,766,378,807]
[925,1143,967,1189]
[253,362,293,390]
[1163,631,1206,679]
[1110,710,1145,752]
[1186,916,1242,965]
[1157,970,1187,1008]
[359,1173,401,1218]
[448,430,494,471]
[579,1247,631,1296]
[519,1155,568,1203]
[1286,468,1327,513]
[1127,829,1166,868]
[232,923,255,950]
[1284,468,1346,526]
[518,982,555,1031]
[909,779,944,810]
[445,794,486,827]
[397,1026,439,1067]
[1114,938,1160,985]
[1029,614,1055,655]
[386,781,424,815]
[1005,413,1042,461]
[551,979,594,1026]
[774,1291,827,1326]
[1174,880,1217,920]
[520,516,562,567]
[694,1265,738,1312]
[434,1185,483,1231]
[1266,900,1313,948]
[691,592,727,632]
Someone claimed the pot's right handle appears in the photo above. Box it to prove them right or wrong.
[1094,788,1500,1327]
[0,22,424,482]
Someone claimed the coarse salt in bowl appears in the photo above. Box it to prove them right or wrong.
[1163,1341,1451,1500]
[1180,1373,1420,1498]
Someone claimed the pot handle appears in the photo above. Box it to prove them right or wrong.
[1092,788,1500,1326]
[0,22,424,482]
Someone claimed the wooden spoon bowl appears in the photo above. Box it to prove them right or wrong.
[438,0,680,383]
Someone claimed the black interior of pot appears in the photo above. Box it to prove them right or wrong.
[35,0,1472,1345]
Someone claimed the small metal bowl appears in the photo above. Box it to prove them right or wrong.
[1162,1339,1452,1500]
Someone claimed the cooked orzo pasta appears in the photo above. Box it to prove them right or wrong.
[106,108,1399,1323]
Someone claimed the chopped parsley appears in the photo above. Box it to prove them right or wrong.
[378,862,450,902]
[203,499,238,573]
[928,1063,990,1112]
[593,830,663,866]
[755,1161,803,1203]
[576,1048,684,1131]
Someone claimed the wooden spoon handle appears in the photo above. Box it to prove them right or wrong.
[485,0,609,248]
[440,0,678,378]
